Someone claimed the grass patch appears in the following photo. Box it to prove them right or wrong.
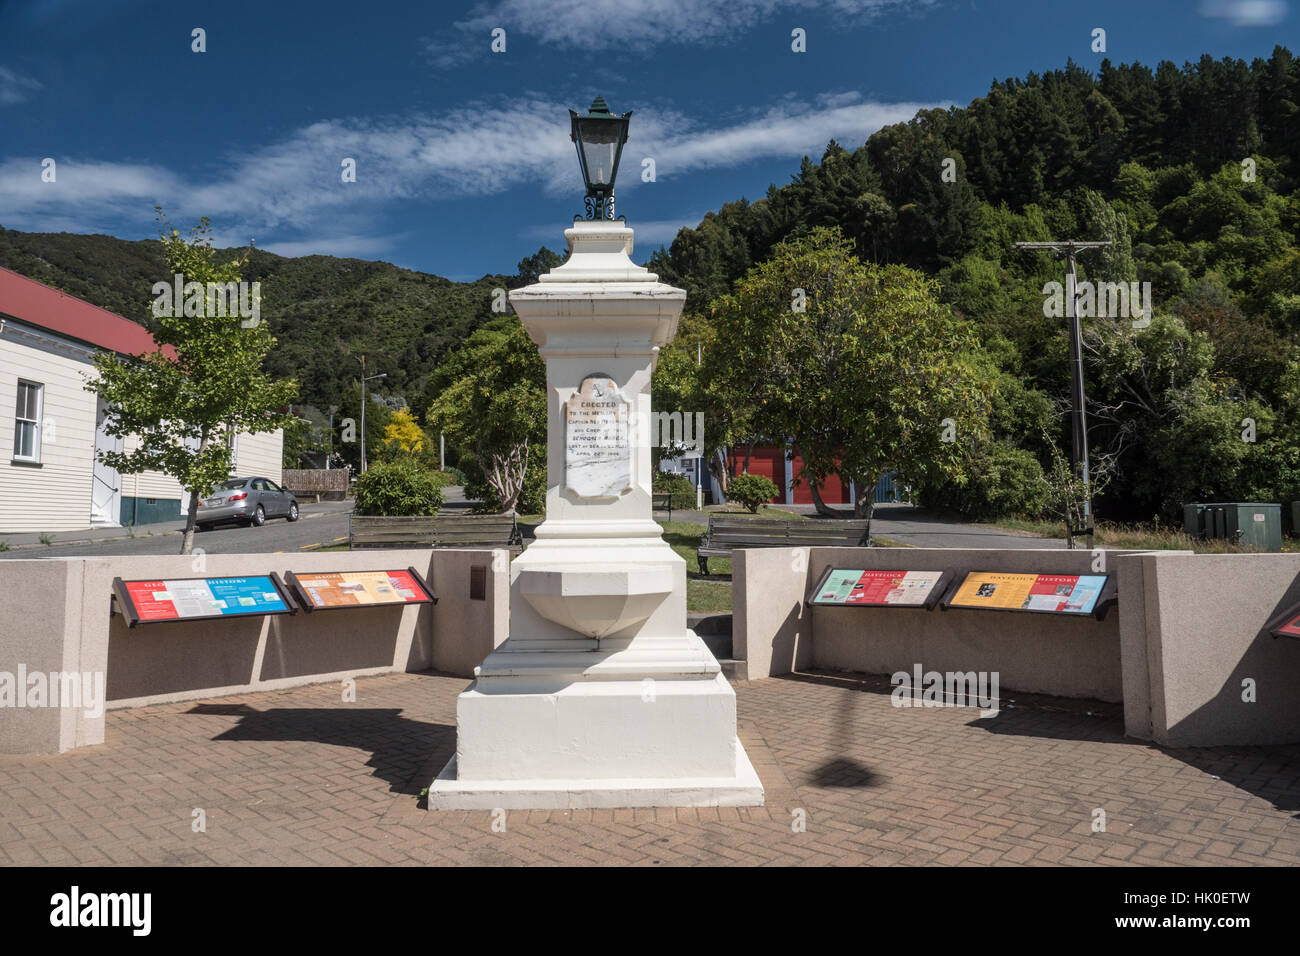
[659,520,734,612]
[978,517,1293,553]
[704,504,806,520]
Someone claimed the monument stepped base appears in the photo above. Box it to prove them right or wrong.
[427,743,764,810]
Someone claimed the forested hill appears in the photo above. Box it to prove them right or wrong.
[649,48,1298,309]
[0,226,562,411]
[646,47,1300,522]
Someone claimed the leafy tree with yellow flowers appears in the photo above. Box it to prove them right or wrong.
[382,407,426,452]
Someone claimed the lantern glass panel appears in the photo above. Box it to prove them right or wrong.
[580,128,620,188]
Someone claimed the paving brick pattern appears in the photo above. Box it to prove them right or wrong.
[1,670,1297,866]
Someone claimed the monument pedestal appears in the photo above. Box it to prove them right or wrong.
[427,219,763,810]
[427,633,762,809]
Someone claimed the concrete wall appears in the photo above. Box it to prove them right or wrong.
[811,547,1139,702]
[733,548,814,681]
[1136,552,1300,747]
[0,548,508,754]
[735,545,1300,746]
[736,547,1138,700]
[0,560,102,754]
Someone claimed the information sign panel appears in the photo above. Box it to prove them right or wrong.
[1264,601,1300,640]
[284,567,436,613]
[943,571,1113,619]
[808,568,949,609]
[113,574,295,627]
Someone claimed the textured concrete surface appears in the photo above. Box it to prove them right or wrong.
[2,670,1296,866]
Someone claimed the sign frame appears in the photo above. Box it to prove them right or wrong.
[939,570,1117,621]
[112,573,297,628]
[1263,599,1300,640]
[806,567,952,610]
[283,566,437,614]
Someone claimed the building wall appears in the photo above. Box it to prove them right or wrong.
[726,444,853,506]
[1,329,285,531]
[0,332,99,532]
[234,428,284,484]
[119,433,185,502]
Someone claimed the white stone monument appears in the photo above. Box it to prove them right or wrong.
[427,219,764,809]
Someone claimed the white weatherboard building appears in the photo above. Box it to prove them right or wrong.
[0,266,282,533]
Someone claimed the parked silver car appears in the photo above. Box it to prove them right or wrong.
[196,476,300,531]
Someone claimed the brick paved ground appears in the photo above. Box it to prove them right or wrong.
[1,670,1297,866]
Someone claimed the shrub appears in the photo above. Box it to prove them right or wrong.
[917,441,1048,520]
[653,471,697,509]
[725,472,780,513]
[352,458,445,516]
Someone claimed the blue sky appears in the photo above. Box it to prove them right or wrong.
[0,0,1295,280]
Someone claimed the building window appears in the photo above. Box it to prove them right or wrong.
[13,380,43,462]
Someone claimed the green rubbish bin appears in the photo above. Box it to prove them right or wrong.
[1291,501,1300,537]
[1184,502,1282,552]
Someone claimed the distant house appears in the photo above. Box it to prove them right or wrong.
[0,267,282,532]
[661,442,904,507]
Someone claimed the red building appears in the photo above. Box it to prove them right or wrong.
[719,444,853,505]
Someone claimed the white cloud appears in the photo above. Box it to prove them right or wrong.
[0,92,939,256]
[0,66,43,105]
[257,235,404,258]
[430,0,939,66]
[1198,0,1288,25]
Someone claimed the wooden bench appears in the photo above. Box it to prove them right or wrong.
[349,514,524,552]
[696,515,871,574]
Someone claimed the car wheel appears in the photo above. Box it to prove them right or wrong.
[196,523,211,533]
[251,505,266,527]
[287,503,299,522]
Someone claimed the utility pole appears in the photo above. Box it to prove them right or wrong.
[1015,240,1111,551]
[357,354,387,475]
[327,405,338,469]
[696,340,704,510]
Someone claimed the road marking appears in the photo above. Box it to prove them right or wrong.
[333,536,347,542]
[300,543,321,550]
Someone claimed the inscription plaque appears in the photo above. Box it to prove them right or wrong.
[565,375,631,497]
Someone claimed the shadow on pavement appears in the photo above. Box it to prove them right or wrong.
[189,701,454,796]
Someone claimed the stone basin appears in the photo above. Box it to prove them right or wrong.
[517,564,674,639]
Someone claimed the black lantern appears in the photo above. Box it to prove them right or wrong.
[569,96,631,221]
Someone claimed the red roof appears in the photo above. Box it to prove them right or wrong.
[0,265,173,359]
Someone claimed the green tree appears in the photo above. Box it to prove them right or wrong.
[705,227,993,533]
[427,317,545,513]
[89,214,297,553]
